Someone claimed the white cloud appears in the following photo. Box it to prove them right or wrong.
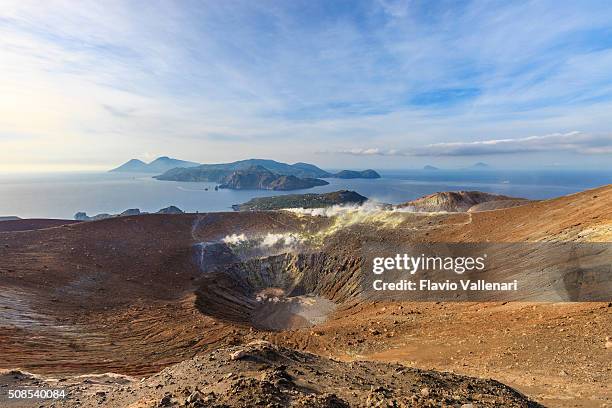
[330,132,612,157]
[412,132,612,156]
[325,147,402,156]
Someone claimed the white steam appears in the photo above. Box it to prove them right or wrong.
[222,233,247,245]
[219,201,439,256]
[285,200,389,217]
[220,232,306,257]
[260,233,304,247]
[283,200,439,235]
[285,200,447,215]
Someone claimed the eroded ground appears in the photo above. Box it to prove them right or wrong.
[0,186,611,407]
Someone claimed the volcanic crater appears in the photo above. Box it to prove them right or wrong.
[195,249,363,330]
[0,186,610,407]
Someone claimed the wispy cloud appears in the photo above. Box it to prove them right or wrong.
[329,131,612,156]
[411,132,612,156]
[322,147,402,156]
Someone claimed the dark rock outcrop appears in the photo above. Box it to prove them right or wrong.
[233,190,368,211]
[9,340,544,408]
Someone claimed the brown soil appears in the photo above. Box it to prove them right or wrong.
[0,219,80,233]
[0,185,610,407]
[467,199,531,212]
[1,341,544,407]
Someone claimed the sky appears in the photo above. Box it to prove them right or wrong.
[1,0,611,172]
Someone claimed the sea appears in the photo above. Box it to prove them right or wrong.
[0,169,610,219]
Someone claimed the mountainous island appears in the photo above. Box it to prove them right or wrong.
[107,158,380,190]
[232,190,368,211]
[218,165,329,191]
[110,157,381,190]
[152,159,329,182]
[110,156,200,173]
[149,159,380,182]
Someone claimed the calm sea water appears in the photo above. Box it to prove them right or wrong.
[0,169,610,219]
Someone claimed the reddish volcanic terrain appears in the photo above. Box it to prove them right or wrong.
[0,219,80,233]
[0,185,610,407]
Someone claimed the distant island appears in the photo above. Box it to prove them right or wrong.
[218,165,329,191]
[333,169,380,179]
[0,216,21,222]
[419,164,489,171]
[151,158,380,181]
[110,156,199,173]
[233,190,368,211]
[153,159,329,181]
[109,157,381,191]
[75,205,184,221]
[471,162,490,169]
[139,158,377,191]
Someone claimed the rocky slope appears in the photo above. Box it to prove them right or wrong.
[3,341,543,407]
[467,199,533,212]
[0,186,610,407]
[396,191,528,212]
[233,190,368,211]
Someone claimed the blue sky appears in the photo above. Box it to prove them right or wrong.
[0,0,611,171]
